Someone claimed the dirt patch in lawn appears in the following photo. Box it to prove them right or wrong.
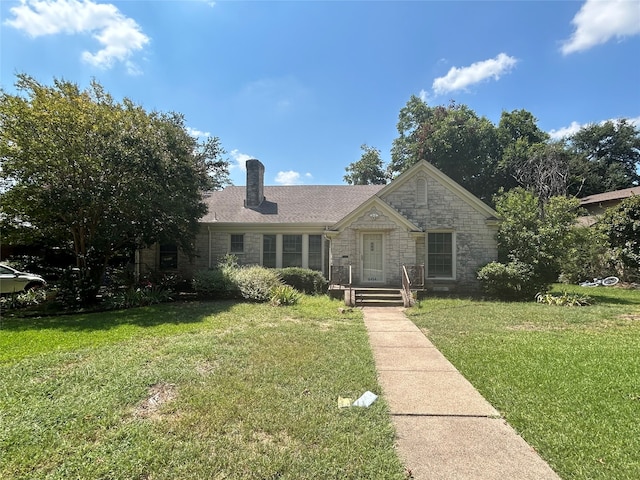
[133,382,178,421]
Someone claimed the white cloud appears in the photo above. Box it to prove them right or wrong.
[432,53,518,95]
[561,0,640,55]
[5,0,149,71]
[229,149,252,172]
[187,127,211,138]
[549,121,584,140]
[418,89,429,103]
[274,170,308,185]
[548,116,640,139]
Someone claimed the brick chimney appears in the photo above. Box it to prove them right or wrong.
[245,159,265,208]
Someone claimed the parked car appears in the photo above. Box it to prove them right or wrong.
[0,264,46,294]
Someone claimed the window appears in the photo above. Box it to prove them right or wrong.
[159,243,178,270]
[308,235,323,271]
[282,235,302,267]
[427,232,453,278]
[230,234,244,254]
[263,235,276,268]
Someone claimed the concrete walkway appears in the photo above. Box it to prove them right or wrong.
[362,307,561,480]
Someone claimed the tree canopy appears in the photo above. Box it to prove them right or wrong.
[356,95,639,205]
[389,98,500,202]
[568,119,640,197]
[0,74,230,301]
[344,144,387,185]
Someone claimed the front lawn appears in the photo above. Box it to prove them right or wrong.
[407,285,640,480]
[0,297,405,479]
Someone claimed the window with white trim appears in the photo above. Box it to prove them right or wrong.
[260,234,324,271]
[308,235,323,271]
[263,234,276,268]
[427,232,453,278]
[282,234,302,267]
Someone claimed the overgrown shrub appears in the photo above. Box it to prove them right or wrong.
[233,266,282,302]
[598,195,640,282]
[559,226,611,284]
[106,286,173,309]
[497,189,579,277]
[192,268,238,298]
[270,284,301,306]
[477,261,548,301]
[277,267,328,295]
[54,267,99,308]
[0,288,48,311]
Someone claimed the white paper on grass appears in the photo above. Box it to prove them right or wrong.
[352,391,378,407]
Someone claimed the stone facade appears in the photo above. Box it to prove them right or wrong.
[327,169,498,292]
[138,160,498,293]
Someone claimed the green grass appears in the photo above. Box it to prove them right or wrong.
[0,297,405,479]
[407,284,640,480]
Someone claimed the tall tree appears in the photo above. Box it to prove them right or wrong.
[497,109,550,193]
[0,74,230,302]
[568,119,640,196]
[390,97,500,203]
[344,144,387,185]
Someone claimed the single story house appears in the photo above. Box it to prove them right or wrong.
[578,187,638,226]
[139,159,499,295]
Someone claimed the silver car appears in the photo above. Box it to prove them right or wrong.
[0,264,46,294]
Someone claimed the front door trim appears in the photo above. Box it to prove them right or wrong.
[361,232,385,284]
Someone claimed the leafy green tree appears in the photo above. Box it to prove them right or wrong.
[497,109,548,193]
[497,109,549,147]
[598,195,640,281]
[0,74,230,303]
[390,97,500,203]
[568,119,640,196]
[480,188,581,299]
[344,144,387,185]
[559,225,610,284]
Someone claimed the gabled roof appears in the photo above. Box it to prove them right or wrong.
[329,196,421,233]
[201,185,384,225]
[579,187,638,206]
[380,160,498,219]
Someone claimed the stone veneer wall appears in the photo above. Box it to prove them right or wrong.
[382,175,498,291]
[329,208,416,286]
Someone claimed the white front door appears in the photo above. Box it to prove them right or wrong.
[362,233,384,283]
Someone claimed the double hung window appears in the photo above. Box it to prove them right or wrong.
[427,232,453,278]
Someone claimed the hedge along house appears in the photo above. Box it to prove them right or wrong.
[139,159,499,299]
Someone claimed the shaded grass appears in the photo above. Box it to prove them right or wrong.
[0,297,405,479]
[407,285,640,480]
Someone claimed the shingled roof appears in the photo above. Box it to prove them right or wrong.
[201,185,385,224]
[580,187,638,206]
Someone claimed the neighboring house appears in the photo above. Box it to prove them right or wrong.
[578,187,639,226]
[139,159,499,293]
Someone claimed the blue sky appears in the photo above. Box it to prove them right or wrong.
[2,0,639,186]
